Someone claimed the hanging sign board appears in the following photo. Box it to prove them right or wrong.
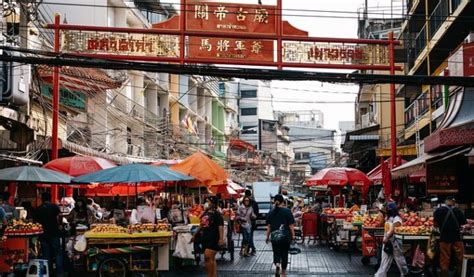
[61,31,180,58]
[186,2,277,35]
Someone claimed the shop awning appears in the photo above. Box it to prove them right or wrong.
[391,146,471,179]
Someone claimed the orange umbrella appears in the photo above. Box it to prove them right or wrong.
[170,152,228,187]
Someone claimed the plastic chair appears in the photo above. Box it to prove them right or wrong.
[301,212,318,244]
[26,259,49,277]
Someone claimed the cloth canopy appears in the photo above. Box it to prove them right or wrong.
[170,152,228,187]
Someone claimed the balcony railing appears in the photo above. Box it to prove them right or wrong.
[361,112,376,128]
[405,93,430,127]
[414,24,427,59]
[429,0,449,38]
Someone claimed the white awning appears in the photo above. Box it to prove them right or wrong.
[60,139,160,165]
[391,146,471,179]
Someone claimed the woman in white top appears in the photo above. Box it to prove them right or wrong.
[375,202,409,277]
[130,197,155,225]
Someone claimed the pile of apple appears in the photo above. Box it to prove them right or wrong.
[396,212,434,235]
[363,214,384,228]
[400,212,434,227]
[323,208,351,215]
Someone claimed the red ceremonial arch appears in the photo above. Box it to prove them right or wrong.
[44,0,401,201]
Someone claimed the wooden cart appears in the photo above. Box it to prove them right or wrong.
[84,231,172,277]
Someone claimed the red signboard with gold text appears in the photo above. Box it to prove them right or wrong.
[188,37,273,62]
[186,2,277,35]
[0,237,29,272]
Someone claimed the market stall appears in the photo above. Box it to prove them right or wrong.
[0,220,44,273]
[83,223,172,274]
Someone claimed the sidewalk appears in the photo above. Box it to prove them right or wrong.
[164,230,378,276]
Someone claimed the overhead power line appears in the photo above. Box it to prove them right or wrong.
[1,47,474,86]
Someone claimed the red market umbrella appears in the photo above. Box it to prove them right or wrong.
[307,167,371,187]
[208,185,239,200]
[150,160,181,167]
[368,158,426,185]
[227,179,245,193]
[44,156,117,177]
[85,184,159,197]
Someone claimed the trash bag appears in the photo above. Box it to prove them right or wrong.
[173,232,195,260]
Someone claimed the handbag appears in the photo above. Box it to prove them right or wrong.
[270,227,290,243]
[383,240,393,254]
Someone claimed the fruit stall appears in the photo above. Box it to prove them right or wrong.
[359,212,385,265]
[82,223,172,275]
[0,220,43,273]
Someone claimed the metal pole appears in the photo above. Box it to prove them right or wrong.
[179,0,186,64]
[388,32,396,198]
[277,0,283,70]
[389,32,396,168]
[51,14,61,203]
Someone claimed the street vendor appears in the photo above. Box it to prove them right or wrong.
[130,197,155,224]
[68,198,90,227]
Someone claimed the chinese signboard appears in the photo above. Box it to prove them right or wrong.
[0,237,28,272]
[41,84,87,110]
[188,37,273,62]
[54,1,396,70]
[427,162,458,194]
[61,31,179,58]
[282,42,389,66]
[187,2,277,35]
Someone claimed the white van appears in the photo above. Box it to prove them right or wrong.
[251,182,281,226]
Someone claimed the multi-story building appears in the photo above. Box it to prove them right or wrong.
[343,11,408,173]
[277,110,336,191]
[0,0,238,167]
[391,0,474,201]
[237,79,274,149]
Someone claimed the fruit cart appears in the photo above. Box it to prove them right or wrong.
[0,220,43,274]
[361,226,384,266]
[83,224,172,276]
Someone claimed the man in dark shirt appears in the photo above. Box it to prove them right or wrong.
[245,189,259,254]
[33,192,64,277]
[266,194,296,276]
[434,196,467,277]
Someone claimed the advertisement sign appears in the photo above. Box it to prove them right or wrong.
[427,162,458,194]
[41,84,86,110]
[282,42,389,66]
[61,31,180,58]
[0,237,28,272]
[463,43,474,76]
[186,2,277,35]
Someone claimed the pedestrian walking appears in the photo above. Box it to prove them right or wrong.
[33,192,64,277]
[244,189,259,254]
[434,196,468,277]
[375,202,409,277]
[192,196,224,277]
[237,196,256,256]
[266,194,295,277]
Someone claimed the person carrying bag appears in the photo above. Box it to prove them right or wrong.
[265,194,295,277]
[433,196,467,277]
